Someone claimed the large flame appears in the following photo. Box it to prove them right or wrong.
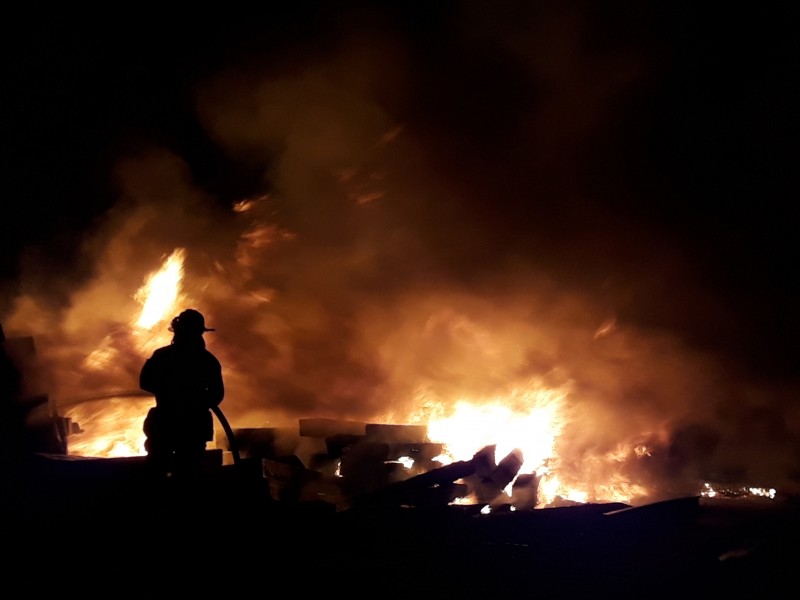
[54,246,696,505]
[63,396,154,458]
[135,247,186,331]
[45,235,780,508]
[417,382,653,506]
[3,3,793,516]
[64,248,189,457]
[130,246,187,354]
[36,235,783,508]
[6,147,786,511]
[426,387,565,472]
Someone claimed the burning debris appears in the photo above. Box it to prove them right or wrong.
[3,305,796,600]
[1,9,797,596]
[3,263,794,514]
[2,84,798,508]
[223,418,534,511]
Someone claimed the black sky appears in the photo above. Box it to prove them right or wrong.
[3,1,798,386]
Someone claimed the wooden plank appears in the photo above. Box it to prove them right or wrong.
[351,457,477,508]
[490,448,523,490]
[365,423,428,443]
[299,418,366,437]
[229,427,299,458]
[511,473,540,510]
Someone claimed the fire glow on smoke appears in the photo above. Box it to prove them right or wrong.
[3,58,794,505]
[64,248,191,458]
[50,249,650,505]
[8,217,786,507]
[52,243,666,507]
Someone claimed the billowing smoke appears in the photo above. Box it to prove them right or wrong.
[2,2,798,500]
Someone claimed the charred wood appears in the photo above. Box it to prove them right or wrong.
[339,441,393,495]
[399,482,470,508]
[23,394,67,454]
[325,433,364,458]
[511,473,540,510]
[386,442,444,465]
[365,423,428,443]
[491,448,523,490]
[229,427,299,459]
[262,455,323,502]
[468,448,524,505]
[472,444,497,477]
[299,417,366,437]
[351,458,477,508]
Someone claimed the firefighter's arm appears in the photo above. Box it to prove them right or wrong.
[139,357,160,395]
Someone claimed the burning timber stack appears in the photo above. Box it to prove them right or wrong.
[0,327,531,516]
[222,417,536,512]
[2,361,796,597]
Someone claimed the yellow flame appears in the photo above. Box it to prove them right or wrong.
[64,397,153,457]
[395,456,415,469]
[135,248,186,330]
[427,385,567,475]
[66,249,191,458]
[421,384,661,506]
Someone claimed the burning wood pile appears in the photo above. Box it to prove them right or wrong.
[220,417,538,512]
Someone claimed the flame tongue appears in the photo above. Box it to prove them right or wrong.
[135,248,186,330]
[66,248,189,458]
[427,386,565,475]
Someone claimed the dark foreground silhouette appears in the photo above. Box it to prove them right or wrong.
[3,450,796,599]
[139,309,224,481]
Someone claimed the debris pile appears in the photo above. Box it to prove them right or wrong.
[219,417,536,512]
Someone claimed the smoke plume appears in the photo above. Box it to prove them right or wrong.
[2,2,798,500]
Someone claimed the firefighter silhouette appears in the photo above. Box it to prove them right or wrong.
[139,309,224,479]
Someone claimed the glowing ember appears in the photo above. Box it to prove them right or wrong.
[394,456,415,469]
[701,482,777,499]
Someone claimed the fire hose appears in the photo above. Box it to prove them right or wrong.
[211,404,240,465]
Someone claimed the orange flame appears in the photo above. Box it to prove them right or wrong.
[135,247,186,330]
[65,397,153,457]
[420,382,656,506]
[61,248,738,507]
[66,248,189,457]
[427,386,565,475]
